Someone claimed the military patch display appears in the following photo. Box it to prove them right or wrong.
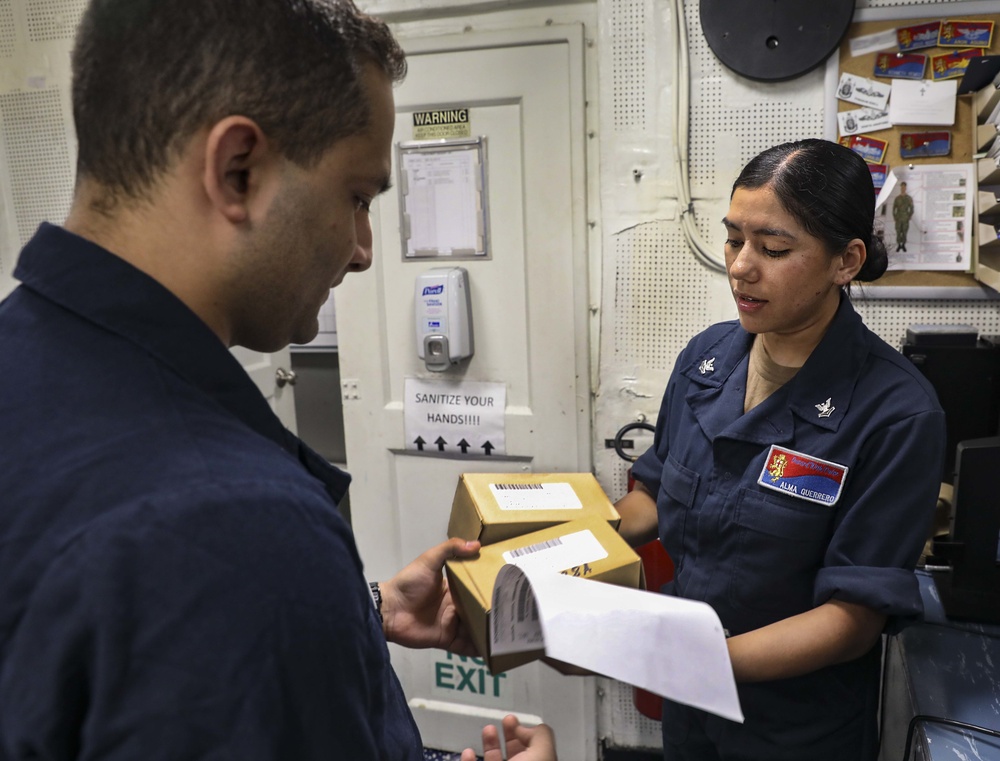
[900,131,952,158]
[874,52,927,80]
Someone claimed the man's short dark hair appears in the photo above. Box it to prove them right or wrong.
[72,0,405,206]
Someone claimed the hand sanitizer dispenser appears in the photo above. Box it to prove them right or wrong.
[415,267,474,372]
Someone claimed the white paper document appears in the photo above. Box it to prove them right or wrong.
[848,28,897,57]
[836,73,891,111]
[400,147,484,257]
[490,564,744,723]
[888,79,957,126]
[838,107,891,137]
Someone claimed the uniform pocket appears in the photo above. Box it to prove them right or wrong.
[658,455,700,571]
[728,487,833,616]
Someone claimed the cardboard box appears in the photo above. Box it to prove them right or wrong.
[447,472,621,546]
[446,515,643,674]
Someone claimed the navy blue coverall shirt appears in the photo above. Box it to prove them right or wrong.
[0,224,421,760]
[631,295,945,761]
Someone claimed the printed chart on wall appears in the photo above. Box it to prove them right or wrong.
[829,4,1000,291]
[397,138,489,260]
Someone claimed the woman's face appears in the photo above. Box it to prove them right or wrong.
[723,186,847,344]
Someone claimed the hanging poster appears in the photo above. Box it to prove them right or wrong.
[876,164,975,271]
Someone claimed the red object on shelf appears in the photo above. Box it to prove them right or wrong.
[627,468,675,722]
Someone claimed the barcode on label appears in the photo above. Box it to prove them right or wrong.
[489,482,582,511]
[507,537,564,558]
[502,529,607,571]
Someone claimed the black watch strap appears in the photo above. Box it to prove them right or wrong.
[369,581,383,625]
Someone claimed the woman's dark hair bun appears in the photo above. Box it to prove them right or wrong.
[857,233,888,282]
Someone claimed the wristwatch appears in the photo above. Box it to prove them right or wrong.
[369,581,383,625]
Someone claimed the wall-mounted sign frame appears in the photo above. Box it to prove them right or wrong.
[397,137,491,260]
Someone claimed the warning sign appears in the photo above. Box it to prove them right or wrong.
[413,108,471,140]
[404,377,505,456]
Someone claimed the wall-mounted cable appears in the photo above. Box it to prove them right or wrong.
[671,0,727,273]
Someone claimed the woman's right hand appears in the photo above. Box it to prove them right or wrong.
[460,715,557,761]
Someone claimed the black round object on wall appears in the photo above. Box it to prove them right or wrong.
[700,0,855,82]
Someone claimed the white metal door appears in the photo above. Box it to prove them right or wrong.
[336,27,595,758]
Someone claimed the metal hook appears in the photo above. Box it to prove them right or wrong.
[612,421,655,463]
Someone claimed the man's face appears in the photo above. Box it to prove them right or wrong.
[229,63,395,351]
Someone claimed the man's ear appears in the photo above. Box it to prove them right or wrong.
[203,116,270,225]
[835,238,867,285]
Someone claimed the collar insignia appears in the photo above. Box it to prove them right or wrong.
[698,357,716,375]
[814,398,835,418]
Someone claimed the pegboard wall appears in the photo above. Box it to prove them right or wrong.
[683,2,827,194]
[0,0,16,58]
[0,0,81,291]
[24,0,85,42]
[597,675,664,752]
[609,0,646,132]
[854,295,1000,347]
[612,222,716,370]
[0,88,74,246]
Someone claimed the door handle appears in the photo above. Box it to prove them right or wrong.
[275,367,297,388]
